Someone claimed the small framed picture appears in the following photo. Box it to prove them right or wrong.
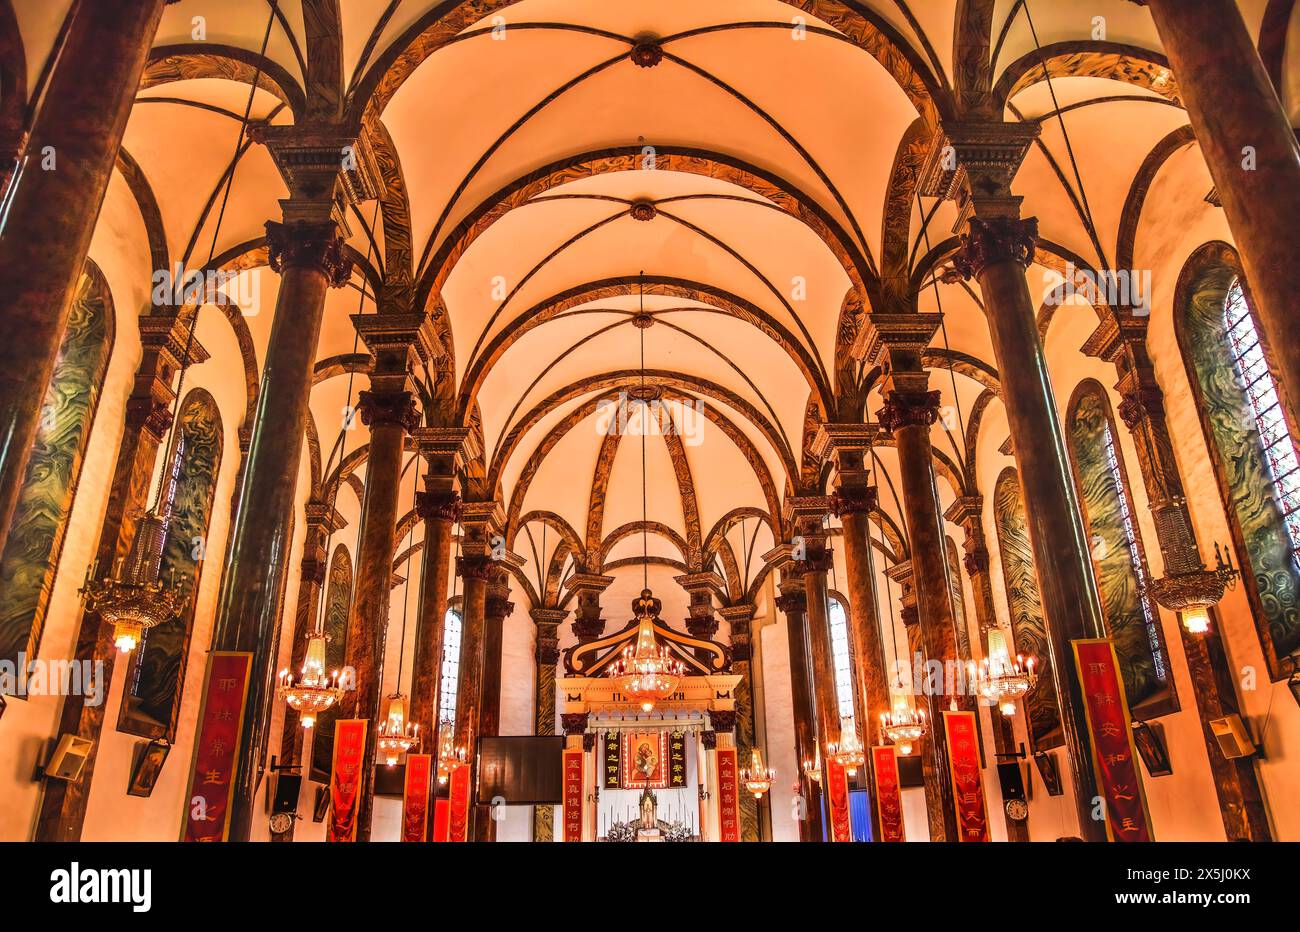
[1033,749,1063,797]
[313,785,331,822]
[127,739,171,797]
[1133,720,1173,777]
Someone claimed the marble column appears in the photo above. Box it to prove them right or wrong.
[814,423,890,840]
[1134,0,1300,429]
[772,575,825,842]
[946,495,1030,842]
[0,0,172,555]
[530,607,567,842]
[876,377,966,841]
[453,501,503,840]
[719,603,762,841]
[409,427,468,745]
[475,566,514,842]
[35,316,204,841]
[1085,317,1272,840]
[948,120,1108,841]
[567,572,614,643]
[208,137,355,841]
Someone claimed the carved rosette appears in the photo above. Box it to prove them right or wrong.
[560,712,589,736]
[264,220,352,287]
[709,710,737,734]
[877,389,942,434]
[832,485,877,517]
[630,200,657,222]
[951,216,1039,280]
[415,489,462,523]
[631,40,664,68]
[456,554,496,581]
[356,389,420,433]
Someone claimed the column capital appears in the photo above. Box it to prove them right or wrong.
[940,120,1040,225]
[942,495,984,528]
[877,389,942,434]
[303,498,348,534]
[701,730,718,751]
[950,216,1039,281]
[352,310,442,374]
[264,219,352,287]
[531,608,566,666]
[564,572,616,596]
[415,489,461,523]
[1080,311,1150,363]
[782,495,833,537]
[719,604,756,661]
[456,553,498,581]
[709,710,737,734]
[356,388,420,433]
[673,571,725,597]
[811,421,882,480]
[857,313,942,366]
[560,712,589,736]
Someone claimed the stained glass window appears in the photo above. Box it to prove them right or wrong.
[439,608,463,724]
[828,598,855,723]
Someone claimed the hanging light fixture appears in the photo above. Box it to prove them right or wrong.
[739,747,775,799]
[277,630,344,729]
[608,590,685,712]
[880,692,927,756]
[973,628,1037,717]
[435,722,467,785]
[605,273,684,713]
[826,720,866,776]
[802,747,822,785]
[377,692,420,766]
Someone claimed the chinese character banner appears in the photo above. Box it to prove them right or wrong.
[943,710,989,842]
[327,719,368,842]
[180,652,252,842]
[402,753,432,842]
[871,746,905,842]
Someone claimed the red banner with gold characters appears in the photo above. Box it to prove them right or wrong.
[402,753,432,842]
[825,756,852,842]
[562,747,584,842]
[447,762,472,842]
[871,746,905,842]
[943,710,989,842]
[327,719,367,842]
[715,746,741,842]
[180,652,252,842]
[1073,638,1152,841]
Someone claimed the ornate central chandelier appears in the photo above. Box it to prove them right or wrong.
[377,692,420,766]
[609,590,685,712]
[435,722,467,785]
[880,694,927,755]
[739,748,776,799]
[276,631,343,729]
[974,628,1037,717]
[827,721,865,776]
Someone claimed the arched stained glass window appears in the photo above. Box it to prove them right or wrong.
[118,388,223,739]
[439,607,463,725]
[1177,244,1300,675]
[1066,381,1175,718]
[827,597,855,723]
[0,264,113,675]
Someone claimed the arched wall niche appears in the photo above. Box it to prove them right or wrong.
[118,388,225,739]
[1174,242,1300,679]
[0,261,114,672]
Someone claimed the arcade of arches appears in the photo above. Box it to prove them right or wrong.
[1,0,1299,844]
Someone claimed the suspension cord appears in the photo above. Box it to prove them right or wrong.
[639,271,648,590]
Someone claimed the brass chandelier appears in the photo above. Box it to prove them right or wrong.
[974,628,1037,717]
[609,590,685,712]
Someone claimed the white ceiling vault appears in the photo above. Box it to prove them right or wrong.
[12,0,1296,617]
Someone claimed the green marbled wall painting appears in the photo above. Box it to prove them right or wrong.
[944,536,972,662]
[310,545,353,782]
[1183,267,1300,665]
[993,469,1063,749]
[1067,384,1172,716]
[118,389,223,739]
[0,268,112,673]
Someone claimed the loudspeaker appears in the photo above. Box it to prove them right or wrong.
[997,760,1027,803]
[1209,714,1255,759]
[272,773,302,816]
[45,735,94,782]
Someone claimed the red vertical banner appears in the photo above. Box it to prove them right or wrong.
[1073,639,1152,841]
[327,719,367,842]
[402,753,433,842]
[562,748,584,842]
[180,652,252,842]
[431,798,450,842]
[715,746,741,842]
[447,763,472,842]
[943,710,990,842]
[825,756,853,842]
[871,746,906,842]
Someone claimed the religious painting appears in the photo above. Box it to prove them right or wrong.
[0,264,113,672]
[310,545,353,782]
[127,739,171,798]
[621,732,669,789]
[1133,720,1173,777]
[1033,750,1063,797]
[118,388,223,739]
[993,469,1063,749]
[1177,246,1300,678]
[1066,381,1177,719]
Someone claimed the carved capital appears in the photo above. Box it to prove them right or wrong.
[686,616,720,642]
[701,730,718,751]
[299,557,327,587]
[774,591,807,615]
[709,710,737,734]
[415,489,461,523]
[1118,385,1165,430]
[265,220,352,287]
[583,732,597,751]
[561,712,589,736]
[485,595,514,620]
[832,485,877,517]
[962,547,989,576]
[124,396,174,441]
[951,216,1039,280]
[456,554,496,581]
[792,544,833,576]
[356,389,420,433]
[900,604,920,628]
[877,390,942,433]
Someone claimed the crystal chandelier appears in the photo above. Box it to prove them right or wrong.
[880,694,927,755]
[974,628,1037,717]
[276,631,343,729]
[80,449,187,653]
[739,747,775,799]
[826,720,865,776]
[435,722,467,785]
[608,590,685,712]
[802,747,822,784]
[377,693,420,766]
